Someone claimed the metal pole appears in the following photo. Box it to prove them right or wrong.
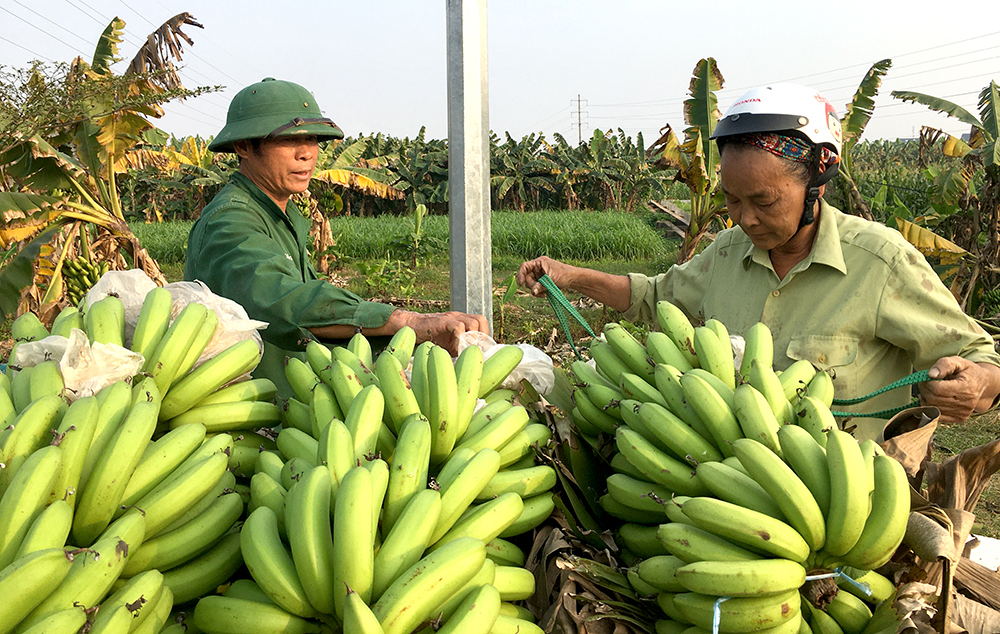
[447,0,493,333]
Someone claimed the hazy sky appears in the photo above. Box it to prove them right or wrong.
[2,0,999,146]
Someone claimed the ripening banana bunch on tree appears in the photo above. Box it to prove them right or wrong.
[61,257,110,307]
[563,301,911,634]
[196,329,554,634]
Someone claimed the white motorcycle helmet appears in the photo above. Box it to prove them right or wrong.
[712,83,842,227]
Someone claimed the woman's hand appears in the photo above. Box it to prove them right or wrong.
[517,256,575,298]
[919,356,1000,423]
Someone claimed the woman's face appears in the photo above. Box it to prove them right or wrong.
[719,145,810,252]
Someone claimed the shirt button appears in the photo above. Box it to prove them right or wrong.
[771,290,780,297]
[818,355,827,364]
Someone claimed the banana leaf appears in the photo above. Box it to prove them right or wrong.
[0,223,61,319]
[683,57,723,163]
[842,59,892,150]
[895,217,968,265]
[0,191,65,248]
[91,18,125,75]
[892,90,983,131]
[978,81,1000,172]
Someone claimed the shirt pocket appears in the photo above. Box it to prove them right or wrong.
[785,335,860,396]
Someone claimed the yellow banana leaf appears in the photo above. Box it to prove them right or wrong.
[895,217,968,264]
[311,169,405,200]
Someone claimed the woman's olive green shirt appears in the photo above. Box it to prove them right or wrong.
[184,172,396,396]
[624,200,1000,440]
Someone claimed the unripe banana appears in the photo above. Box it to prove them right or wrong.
[618,522,670,558]
[130,286,173,361]
[695,323,735,389]
[732,383,782,455]
[284,465,336,615]
[496,423,551,469]
[493,564,535,601]
[795,395,836,447]
[776,424,831,516]
[382,413,431,533]
[600,493,668,525]
[825,590,872,634]
[435,583,501,634]
[674,558,805,597]
[375,350,421,434]
[604,322,656,383]
[430,448,502,544]
[805,369,836,409]
[27,359,64,402]
[732,437,826,551]
[636,555,686,592]
[142,301,209,395]
[679,372,741,458]
[681,496,811,562]
[386,325,417,368]
[656,522,762,564]
[646,330,694,373]
[13,498,72,559]
[333,465,375,621]
[86,294,126,346]
[739,321,773,379]
[655,301,699,367]
[694,460,785,520]
[476,465,556,501]
[48,395,99,508]
[332,344,378,388]
[0,548,76,633]
[572,388,619,435]
[479,345,524,398]
[240,506,318,618]
[344,384,385,462]
[605,472,672,516]
[119,422,207,510]
[372,488,442,601]
[344,585,386,634]
[779,359,817,402]
[372,536,486,634]
[638,401,723,464]
[823,430,869,557]
[485,537,525,568]
[192,595,322,634]
[840,454,909,570]
[673,589,801,633]
[11,311,49,342]
[499,491,554,538]
[615,427,706,496]
[159,338,262,420]
[748,358,796,426]
[653,363,713,440]
[0,394,64,495]
[454,343,484,439]
[166,400,282,433]
[196,377,278,407]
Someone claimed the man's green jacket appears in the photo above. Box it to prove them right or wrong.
[185,172,396,397]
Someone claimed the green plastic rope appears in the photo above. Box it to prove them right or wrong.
[539,274,597,361]
[831,369,933,419]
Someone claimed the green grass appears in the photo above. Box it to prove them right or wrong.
[931,412,1000,538]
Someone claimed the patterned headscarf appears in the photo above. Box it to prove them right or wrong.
[728,132,839,169]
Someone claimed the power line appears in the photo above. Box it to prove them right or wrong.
[10,0,96,49]
[0,33,54,62]
[0,6,90,58]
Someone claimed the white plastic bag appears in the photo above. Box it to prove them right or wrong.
[11,329,143,401]
[87,271,267,369]
[457,331,555,396]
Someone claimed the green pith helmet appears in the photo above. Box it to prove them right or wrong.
[209,77,344,153]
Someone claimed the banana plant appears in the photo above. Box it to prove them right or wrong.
[890,81,1000,313]
[835,59,893,220]
[311,137,405,206]
[0,14,207,321]
[646,58,725,263]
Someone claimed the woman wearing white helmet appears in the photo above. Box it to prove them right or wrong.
[518,83,1000,439]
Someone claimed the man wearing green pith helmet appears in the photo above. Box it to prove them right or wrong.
[519,83,1000,441]
[185,78,488,397]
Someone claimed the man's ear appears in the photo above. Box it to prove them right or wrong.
[233,139,251,160]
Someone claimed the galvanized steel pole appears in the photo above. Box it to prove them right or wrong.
[447,0,493,333]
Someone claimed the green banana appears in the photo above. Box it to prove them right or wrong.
[679,372,741,458]
[372,488,442,601]
[776,424,832,516]
[435,583,500,634]
[130,287,174,361]
[479,345,524,398]
[454,344,484,439]
[604,322,656,383]
[142,301,209,395]
[656,522,762,563]
[166,400,282,433]
[192,595,322,634]
[825,590,872,634]
[673,589,801,633]
[646,330,694,373]
[476,464,556,501]
[122,490,243,577]
[159,338,262,420]
[779,359,817,402]
[680,496,811,562]
[0,548,76,634]
[119,422,207,510]
[694,460,785,520]
[344,585,386,634]
[333,465,375,621]
[674,558,806,596]
[375,350,421,434]
[13,498,72,559]
[694,325,735,390]
[615,427,706,496]
[739,321,773,379]
[732,437,826,551]
[371,536,486,634]
[795,395,837,447]
[492,564,535,601]
[430,448,502,544]
[284,465,336,615]
[240,506,318,618]
[655,301,699,367]
[0,445,63,570]
[86,294,126,347]
[732,383,782,455]
[499,491,555,538]
[822,430,869,557]
[195,377,278,407]
[386,326,417,368]
[47,395,99,508]
[636,555,687,592]
[840,454,909,570]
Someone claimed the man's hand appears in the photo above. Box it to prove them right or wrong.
[392,310,489,356]
[517,256,575,298]
[918,356,1000,423]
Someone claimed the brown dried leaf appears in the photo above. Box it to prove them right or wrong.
[879,406,940,490]
[924,439,1000,513]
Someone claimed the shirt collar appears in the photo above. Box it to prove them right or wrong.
[231,171,303,229]
[740,199,848,275]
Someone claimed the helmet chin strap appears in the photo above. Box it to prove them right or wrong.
[796,149,839,231]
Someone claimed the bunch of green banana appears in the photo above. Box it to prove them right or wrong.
[198,331,551,633]
[62,257,109,306]
[561,303,912,632]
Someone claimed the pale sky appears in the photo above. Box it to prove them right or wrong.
[2,0,999,146]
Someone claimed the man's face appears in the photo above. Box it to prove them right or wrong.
[720,145,809,252]
[235,135,319,208]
